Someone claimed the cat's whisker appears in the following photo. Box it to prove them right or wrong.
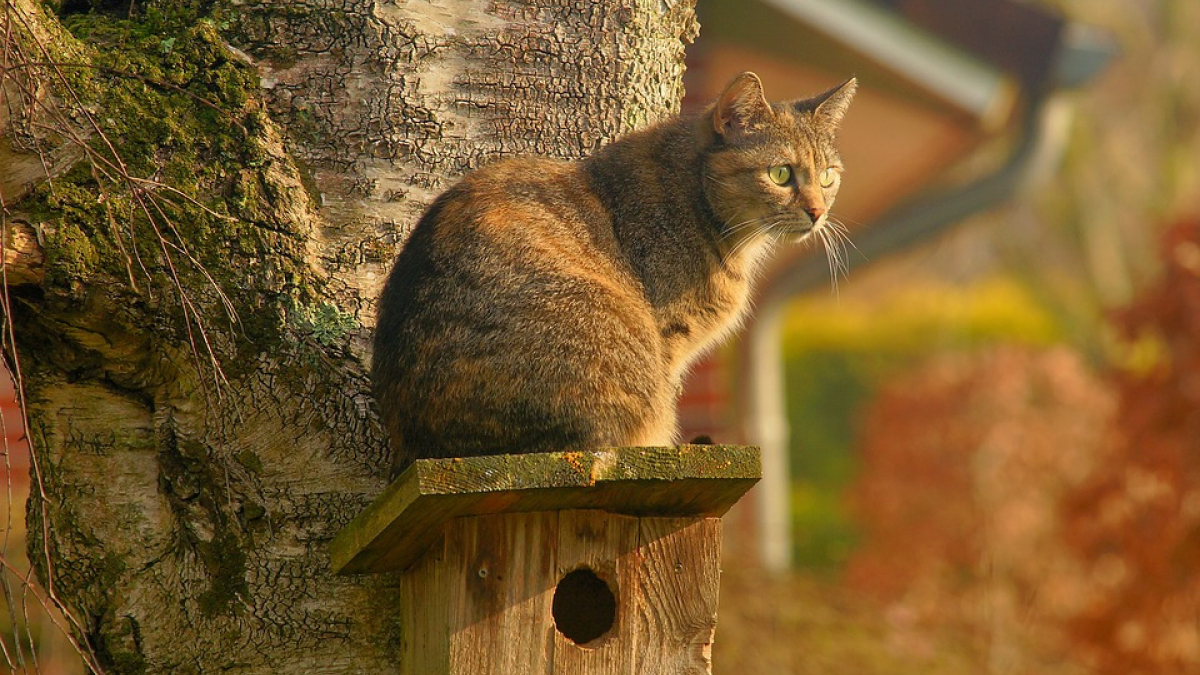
[720,217,759,239]
[822,232,836,296]
[829,213,866,228]
[817,227,840,296]
[822,221,854,296]
[831,231,857,277]
[720,218,783,269]
[833,228,851,277]
[720,215,777,240]
[827,223,850,274]
[704,173,737,189]
[827,218,851,243]
[722,226,767,265]
[821,220,848,267]
[718,216,789,272]
[721,222,762,240]
[720,225,754,259]
[827,218,866,262]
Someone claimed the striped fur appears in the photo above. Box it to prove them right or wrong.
[373,72,856,472]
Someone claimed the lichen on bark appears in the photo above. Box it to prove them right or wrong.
[3,0,699,672]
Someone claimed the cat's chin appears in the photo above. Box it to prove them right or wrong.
[782,226,816,244]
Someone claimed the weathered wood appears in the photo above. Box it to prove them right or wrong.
[398,531,452,675]
[330,444,760,574]
[631,518,722,675]
[399,511,561,675]
[1,221,44,286]
[398,509,723,675]
[446,512,557,675]
[0,72,86,208]
[551,509,641,675]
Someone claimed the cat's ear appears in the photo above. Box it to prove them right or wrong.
[797,77,857,131]
[713,72,772,139]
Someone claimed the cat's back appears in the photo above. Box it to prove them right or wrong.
[381,156,638,319]
[416,157,611,253]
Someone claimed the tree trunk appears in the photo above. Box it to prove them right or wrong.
[0,0,697,672]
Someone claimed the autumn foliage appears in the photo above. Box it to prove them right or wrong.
[847,346,1113,672]
[847,220,1200,673]
[1064,219,1200,673]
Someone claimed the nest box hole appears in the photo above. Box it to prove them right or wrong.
[552,567,616,645]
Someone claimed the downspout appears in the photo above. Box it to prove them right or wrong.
[744,90,1060,572]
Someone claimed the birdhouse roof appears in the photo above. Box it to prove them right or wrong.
[330,445,761,574]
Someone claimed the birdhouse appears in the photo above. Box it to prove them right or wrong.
[330,444,760,675]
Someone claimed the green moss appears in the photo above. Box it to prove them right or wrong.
[196,529,249,617]
[289,299,358,348]
[21,0,322,365]
[234,449,263,474]
[43,220,100,287]
[98,606,147,675]
[157,430,253,618]
[241,501,266,521]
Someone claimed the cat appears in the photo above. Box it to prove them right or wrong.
[372,71,856,473]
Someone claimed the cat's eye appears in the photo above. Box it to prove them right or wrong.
[819,167,837,188]
[768,165,792,186]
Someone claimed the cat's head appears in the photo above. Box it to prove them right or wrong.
[703,72,856,250]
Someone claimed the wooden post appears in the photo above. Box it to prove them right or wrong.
[330,445,760,675]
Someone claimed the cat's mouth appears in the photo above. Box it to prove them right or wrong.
[780,222,818,241]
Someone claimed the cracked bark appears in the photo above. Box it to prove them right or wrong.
[1,0,698,672]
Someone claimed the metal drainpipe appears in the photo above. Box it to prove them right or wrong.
[744,91,1057,572]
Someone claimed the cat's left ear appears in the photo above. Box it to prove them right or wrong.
[797,77,857,131]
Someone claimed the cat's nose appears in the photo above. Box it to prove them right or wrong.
[805,205,826,223]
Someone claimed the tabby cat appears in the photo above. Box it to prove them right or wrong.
[373,72,856,473]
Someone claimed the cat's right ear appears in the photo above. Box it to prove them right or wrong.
[713,72,772,139]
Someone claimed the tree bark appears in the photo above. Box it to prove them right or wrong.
[1,0,698,672]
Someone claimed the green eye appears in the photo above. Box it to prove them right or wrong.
[819,167,837,188]
[768,165,792,186]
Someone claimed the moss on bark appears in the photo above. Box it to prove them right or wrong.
[23,1,323,348]
[5,0,700,671]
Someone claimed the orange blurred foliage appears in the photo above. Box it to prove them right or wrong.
[1064,219,1200,674]
[845,217,1200,674]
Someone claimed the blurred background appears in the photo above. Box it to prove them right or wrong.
[4,0,1200,673]
[673,0,1200,673]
